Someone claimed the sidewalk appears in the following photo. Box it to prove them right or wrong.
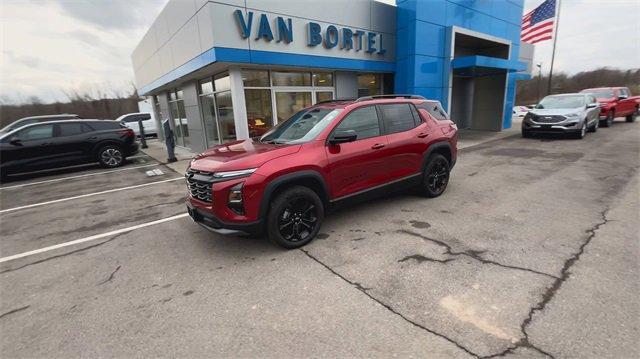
[140,139,196,174]
[457,117,522,149]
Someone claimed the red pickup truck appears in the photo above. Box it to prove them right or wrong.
[580,87,639,127]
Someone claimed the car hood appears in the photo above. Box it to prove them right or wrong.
[189,139,301,172]
[529,108,584,116]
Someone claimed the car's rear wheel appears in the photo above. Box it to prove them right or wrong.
[422,154,450,198]
[626,107,638,122]
[588,119,598,132]
[97,144,124,168]
[267,186,324,249]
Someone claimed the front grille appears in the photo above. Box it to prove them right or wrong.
[531,114,566,123]
[186,168,213,203]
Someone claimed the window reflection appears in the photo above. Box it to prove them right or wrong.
[245,89,273,137]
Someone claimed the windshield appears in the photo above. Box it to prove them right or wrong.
[536,96,585,109]
[583,89,614,98]
[259,108,342,144]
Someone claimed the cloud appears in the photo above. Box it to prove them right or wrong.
[57,0,166,31]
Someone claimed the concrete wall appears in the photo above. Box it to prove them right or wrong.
[132,0,397,95]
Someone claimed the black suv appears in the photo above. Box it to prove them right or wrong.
[0,120,138,179]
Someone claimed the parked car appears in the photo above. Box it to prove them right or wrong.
[185,95,458,248]
[580,87,640,126]
[116,112,157,137]
[0,114,80,136]
[522,93,600,139]
[512,106,531,117]
[0,120,138,179]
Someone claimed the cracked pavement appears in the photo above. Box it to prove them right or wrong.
[0,121,638,357]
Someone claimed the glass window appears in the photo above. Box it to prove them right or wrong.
[200,79,213,94]
[357,73,381,97]
[245,89,273,137]
[176,90,183,100]
[214,91,236,142]
[316,92,334,103]
[58,123,88,136]
[260,108,341,144]
[272,71,311,86]
[200,93,220,145]
[18,124,54,141]
[379,104,417,134]
[169,91,176,101]
[335,106,380,140]
[214,73,231,92]
[417,101,449,121]
[275,92,312,123]
[313,73,333,87]
[243,70,270,87]
[89,121,122,131]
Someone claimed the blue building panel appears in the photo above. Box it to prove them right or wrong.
[414,21,446,58]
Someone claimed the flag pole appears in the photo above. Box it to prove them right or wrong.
[546,0,561,95]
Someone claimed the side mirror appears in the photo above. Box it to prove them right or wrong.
[329,130,357,145]
[587,103,598,108]
[9,136,22,146]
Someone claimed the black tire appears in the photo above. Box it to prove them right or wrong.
[267,186,324,249]
[626,107,638,122]
[97,144,124,168]
[602,110,614,127]
[573,121,587,139]
[421,154,450,198]
[588,119,598,133]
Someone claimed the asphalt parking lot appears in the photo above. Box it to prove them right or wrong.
[1,120,638,358]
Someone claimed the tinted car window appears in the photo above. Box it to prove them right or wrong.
[59,123,91,136]
[378,104,417,134]
[19,124,54,141]
[89,121,122,130]
[418,101,449,121]
[335,106,380,140]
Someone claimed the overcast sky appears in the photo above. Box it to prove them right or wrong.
[1,0,638,104]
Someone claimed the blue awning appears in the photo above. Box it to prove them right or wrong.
[451,55,527,77]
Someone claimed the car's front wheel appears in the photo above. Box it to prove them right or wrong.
[588,119,598,132]
[267,186,324,249]
[422,153,450,198]
[573,121,587,139]
[602,110,614,127]
[626,107,638,122]
[97,144,124,168]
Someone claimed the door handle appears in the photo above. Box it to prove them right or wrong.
[88,136,98,140]
[417,132,429,138]
[371,143,385,149]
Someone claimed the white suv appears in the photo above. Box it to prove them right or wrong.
[116,112,157,137]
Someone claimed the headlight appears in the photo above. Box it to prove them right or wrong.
[565,112,581,118]
[213,168,257,179]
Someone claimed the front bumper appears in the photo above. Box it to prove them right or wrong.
[187,202,262,236]
[522,118,583,134]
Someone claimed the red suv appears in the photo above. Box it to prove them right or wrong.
[186,95,458,248]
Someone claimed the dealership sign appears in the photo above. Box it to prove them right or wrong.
[234,10,387,55]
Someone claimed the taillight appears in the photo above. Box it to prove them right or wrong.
[118,129,134,137]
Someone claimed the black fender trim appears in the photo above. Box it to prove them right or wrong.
[422,141,454,172]
[258,170,330,220]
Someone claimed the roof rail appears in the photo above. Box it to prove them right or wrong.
[315,98,357,105]
[354,94,426,102]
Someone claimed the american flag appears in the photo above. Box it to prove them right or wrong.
[521,0,556,44]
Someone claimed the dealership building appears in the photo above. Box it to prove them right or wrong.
[132,0,533,152]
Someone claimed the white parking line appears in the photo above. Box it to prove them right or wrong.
[0,177,184,214]
[127,154,151,160]
[0,213,189,263]
[0,164,161,190]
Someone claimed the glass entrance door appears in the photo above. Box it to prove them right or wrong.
[274,91,312,123]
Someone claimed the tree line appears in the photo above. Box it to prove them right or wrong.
[0,89,141,129]
[516,67,640,105]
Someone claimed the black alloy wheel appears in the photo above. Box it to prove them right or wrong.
[422,153,450,198]
[98,145,124,168]
[267,186,324,248]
